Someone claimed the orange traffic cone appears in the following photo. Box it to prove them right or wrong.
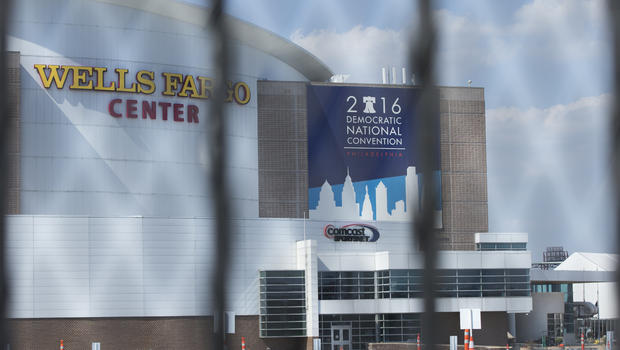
[581,332,585,350]
[241,336,246,350]
[417,333,421,350]
[60,339,64,350]
[470,333,474,350]
[464,329,469,350]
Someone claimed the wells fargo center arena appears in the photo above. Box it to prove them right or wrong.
[3,0,532,349]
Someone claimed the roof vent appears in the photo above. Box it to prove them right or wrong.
[330,74,350,83]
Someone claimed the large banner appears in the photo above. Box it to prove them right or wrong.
[307,84,441,223]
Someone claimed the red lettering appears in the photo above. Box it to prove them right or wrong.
[159,102,171,121]
[173,103,184,122]
[187,105,199,123]
[108,99,204,124]
[109,99,122,118]
[142,101,156,120]
[126,99,138,118]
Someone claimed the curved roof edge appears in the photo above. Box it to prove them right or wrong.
[94,0,333,81]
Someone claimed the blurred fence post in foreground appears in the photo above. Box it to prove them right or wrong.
[208,0,232,348]
[411,0,440,349]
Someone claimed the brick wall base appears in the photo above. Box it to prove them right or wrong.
[228,315,311,350]
[8,315,310,350]
[9,317,212,350]
[7,312,507,349]
[435,312,508,346]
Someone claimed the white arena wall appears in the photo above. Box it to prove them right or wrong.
[6,215,532,319]
[7,0,325,218]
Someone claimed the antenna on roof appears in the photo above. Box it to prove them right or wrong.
[467,80,472,87]
[381,68,387,84]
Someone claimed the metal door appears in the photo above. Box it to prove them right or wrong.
[331,325,352,350]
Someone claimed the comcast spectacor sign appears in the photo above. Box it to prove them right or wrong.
[323,223,380,242]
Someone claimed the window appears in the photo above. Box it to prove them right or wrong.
[477,242,527,251]
[259,270,306,337]
[329,268,531,300]
[319,271,375,300]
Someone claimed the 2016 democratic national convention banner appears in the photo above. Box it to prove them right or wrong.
[307,84,442,224]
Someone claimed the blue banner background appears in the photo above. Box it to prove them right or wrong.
[307,84,440,187]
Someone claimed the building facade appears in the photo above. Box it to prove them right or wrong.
[521,252,618,345]
[4,0,530,349]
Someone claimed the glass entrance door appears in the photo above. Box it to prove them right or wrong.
[331,325,352,350]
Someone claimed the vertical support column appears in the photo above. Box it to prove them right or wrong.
[297,240,318,339]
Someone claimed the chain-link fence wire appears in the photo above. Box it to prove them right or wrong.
[205,0,441,346]
[0,0,465,348]
[0,0,614,349]
[200,0,617,346]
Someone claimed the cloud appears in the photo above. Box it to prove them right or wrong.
[436,0,608,66]
[488,94,610,134]
[486,94,614,255]
[291,25,411,83]
[290,1,610,109]
[512,0,607,60]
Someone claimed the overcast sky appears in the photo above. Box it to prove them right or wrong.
[184,0,614,258]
